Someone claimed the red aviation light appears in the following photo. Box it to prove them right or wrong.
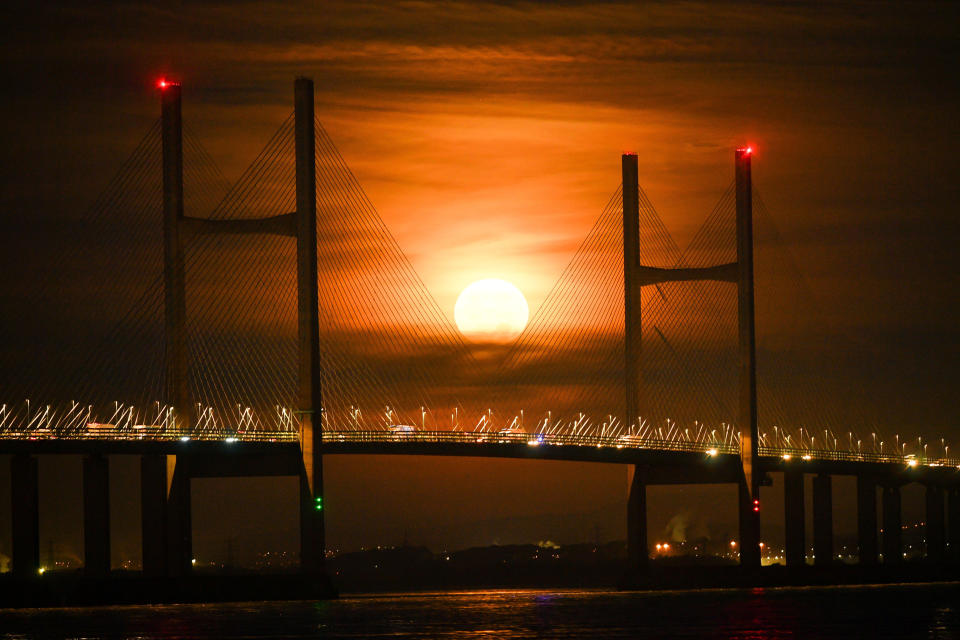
[157,78,169,89]
[753,498,760,513]
[737,146,754,156]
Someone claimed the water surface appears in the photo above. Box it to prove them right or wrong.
[2,583,958,639]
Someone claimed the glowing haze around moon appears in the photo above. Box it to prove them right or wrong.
[454,278,529,342]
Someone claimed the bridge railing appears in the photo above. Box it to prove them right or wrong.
[759,445,960,469]
[0,427,298,443]
[321,429,740,455]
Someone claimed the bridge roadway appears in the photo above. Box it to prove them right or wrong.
[1,430,957,485]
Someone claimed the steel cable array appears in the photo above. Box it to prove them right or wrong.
[0,112,953,465]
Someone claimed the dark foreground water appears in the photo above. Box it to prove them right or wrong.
[2,583,959,639]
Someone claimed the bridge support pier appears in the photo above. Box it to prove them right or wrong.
[948,487,960,563]
[11,453,39,578]
[166,456,193,576]
[783,470,805,567]
[141,454,168,576]
[738,476,761,568]
[812,473,833,566]
[857,475,878,565]
[627,465,648,571]
[83,453,111,577]
[881,484,902,564]
[925,485,946,562]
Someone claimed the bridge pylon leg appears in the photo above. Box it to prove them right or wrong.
[738,475,761,569]
[140,454,168,577]
[621,153,641,431]
[293,76,326,575]
[925,485,946,562]
[948,487,960,563]
[627,465,648,571]
[812,473,833,566]
[11,453,39,578]
[881,484,902,564]
[857,475,878,565]
[83,453,111,578]
[160,78,189,429]
[734,148,762,571]
[783,470,805,567]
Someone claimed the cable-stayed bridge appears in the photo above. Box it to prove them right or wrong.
[1,78,957,584]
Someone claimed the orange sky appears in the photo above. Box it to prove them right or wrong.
[1,0,957,555]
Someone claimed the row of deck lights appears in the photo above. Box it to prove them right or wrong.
[2,402,957,468]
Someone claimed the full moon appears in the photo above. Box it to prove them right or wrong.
[454,279,529,342]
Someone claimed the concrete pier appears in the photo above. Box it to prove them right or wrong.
[881,484,901,564]
[812,473,833,566]
[783,470,805,566]
[925,485,945,562]
[82,453,110,577]
[141,454,168,576]
[627,466,649,571]
[166,456,192,576]
[857,475,878,565]
[11,453,39,578]
[948,487,960,563]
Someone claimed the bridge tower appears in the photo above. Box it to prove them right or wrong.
[149,77,326,577]
[622,149,760,570]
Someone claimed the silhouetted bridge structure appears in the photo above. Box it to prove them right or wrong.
[1,78,957,587]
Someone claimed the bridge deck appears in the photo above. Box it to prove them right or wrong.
[0,430,957,484]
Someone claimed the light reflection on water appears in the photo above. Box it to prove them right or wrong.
[1,583,958,639]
